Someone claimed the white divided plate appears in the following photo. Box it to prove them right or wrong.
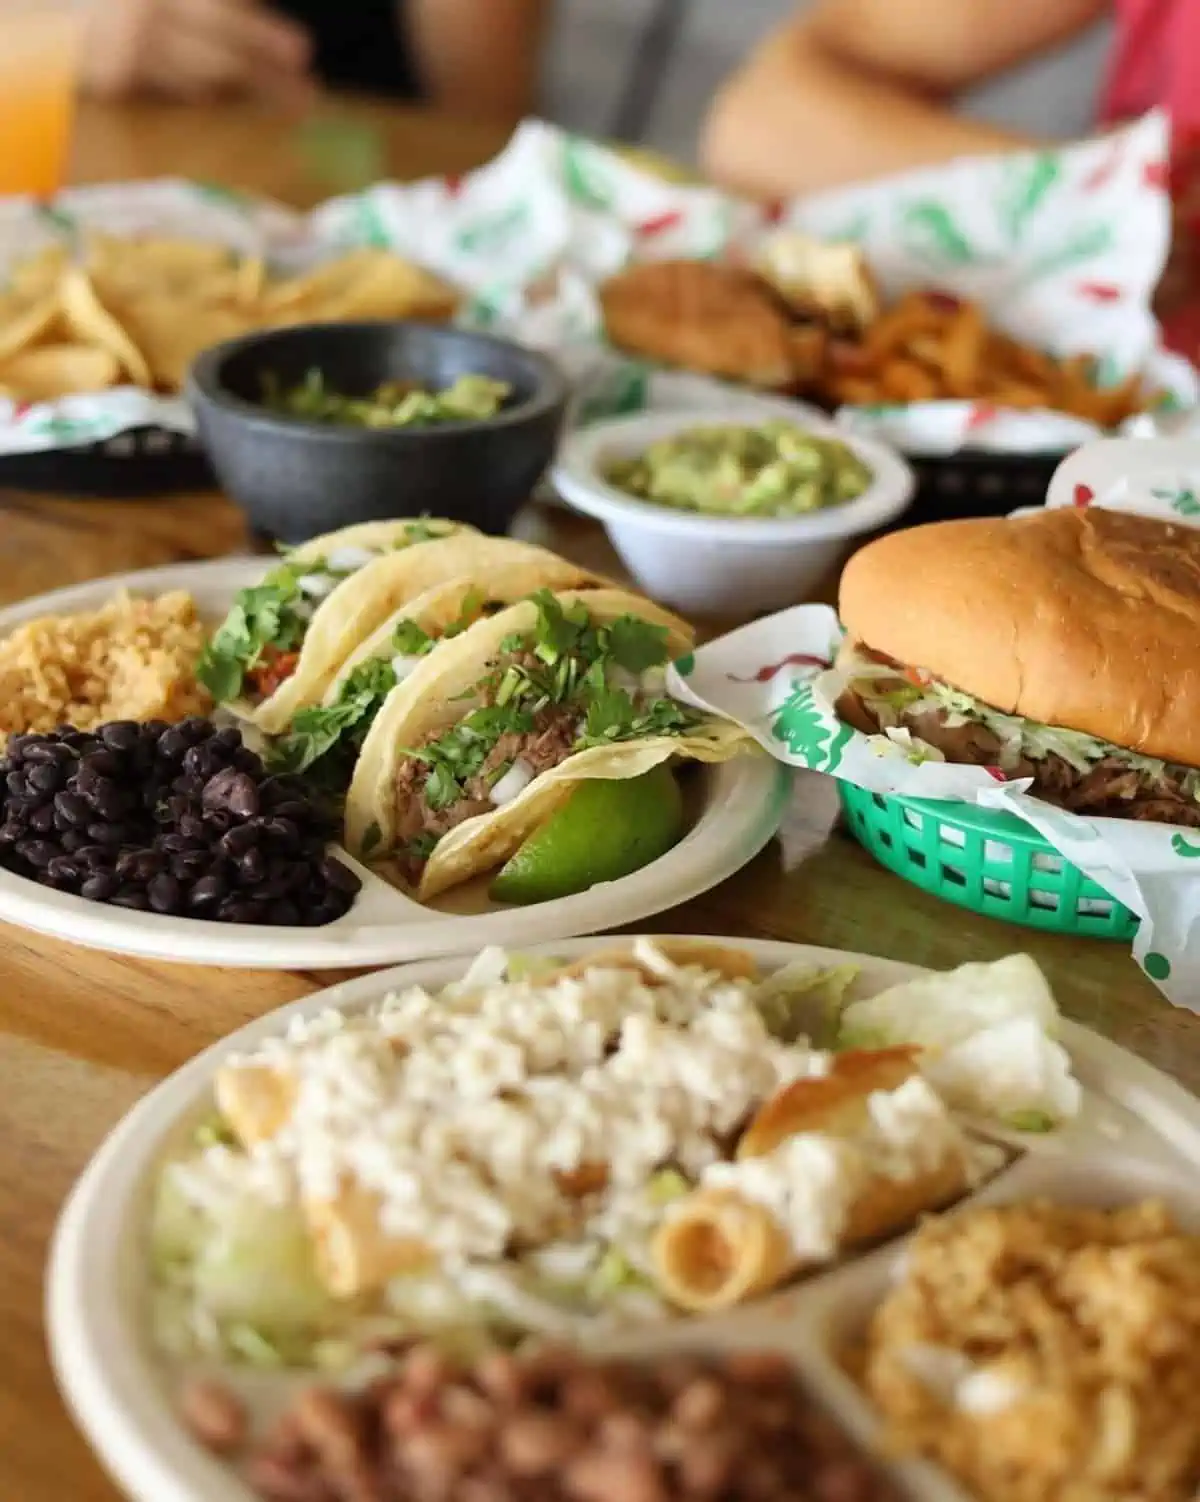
[0,560,789,967]
[48,936,1200,1502]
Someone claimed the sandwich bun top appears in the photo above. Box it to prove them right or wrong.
[838,506,1200,767]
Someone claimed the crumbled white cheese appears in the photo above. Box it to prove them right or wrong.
[218,948,832,1273]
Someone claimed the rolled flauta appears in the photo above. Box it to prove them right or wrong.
[652,1048,974,1313]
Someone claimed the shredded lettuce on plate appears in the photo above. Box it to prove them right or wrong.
[754,961,860,1046]
[837,954,1080,1128]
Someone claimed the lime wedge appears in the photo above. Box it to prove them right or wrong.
[489,764,685,905]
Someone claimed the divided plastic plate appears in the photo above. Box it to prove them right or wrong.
[48,936,1200,1502]
[0,560,789,967]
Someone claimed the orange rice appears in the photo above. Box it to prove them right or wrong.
[0,589,211,742]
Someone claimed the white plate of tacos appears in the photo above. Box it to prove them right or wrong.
[0,528,787,967]
[47,935,1200,1502]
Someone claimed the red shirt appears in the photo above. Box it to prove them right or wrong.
[1102,0,1200,357]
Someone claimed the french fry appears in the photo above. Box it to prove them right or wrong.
[862,290,945,360]
[879,358,940,402]
[934,303,987,396]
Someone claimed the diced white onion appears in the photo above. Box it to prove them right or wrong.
[292,599,315,621]
[297,572,337,599]
[389,653,423,683]
[610,667,640,695]
[489,759,535,807]
[325,545,378,572]
[640,666,667,697]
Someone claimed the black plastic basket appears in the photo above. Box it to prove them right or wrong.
[905,449,1063,524]
[0,426,213,498]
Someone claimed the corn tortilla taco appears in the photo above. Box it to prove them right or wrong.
[343,587,752,900]
[271,555,610,791]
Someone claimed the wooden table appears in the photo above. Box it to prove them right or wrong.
[2,96,1198,1502]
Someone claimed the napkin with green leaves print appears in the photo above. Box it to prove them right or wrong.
[0,113,1193,457]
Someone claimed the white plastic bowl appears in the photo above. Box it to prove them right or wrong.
[553,406,915,615]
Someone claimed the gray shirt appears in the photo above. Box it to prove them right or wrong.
[539,0,1113,166]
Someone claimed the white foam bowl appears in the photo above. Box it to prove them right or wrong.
[552,406,915,616]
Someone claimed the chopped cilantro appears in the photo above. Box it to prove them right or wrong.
[270,655,398,785]
[406,831,440,862]
[606,614,671,673]
[443,587,487,640]
[392,617,435,655]
[196,565,312,701]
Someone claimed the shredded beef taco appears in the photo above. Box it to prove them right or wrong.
[270,553,608,792]
[344,588,751,899]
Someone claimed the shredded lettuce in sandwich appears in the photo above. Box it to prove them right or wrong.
[844,642,1200,798]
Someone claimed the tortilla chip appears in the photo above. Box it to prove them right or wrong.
[8,245,69,301]
[59,267,152,387]
[107,295,250,391]
[0,343,120,400]
[0,294,62,366]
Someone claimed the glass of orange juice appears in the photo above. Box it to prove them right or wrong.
[0,0,84,199]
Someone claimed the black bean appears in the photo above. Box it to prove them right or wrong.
[116,849,164,883]
[5,770,27,797]
[27,762,63,795]
[219,897,263,924]
[92,782,135,821]
[321,858,362,896]
[47,856,83,883]
[184,744,222,779]
[233,748,261,773]
[234,847,265,884]
[271,799,311,823]
[80,749,121,780]
[177,814,207,841]
[81,872,120,902]
[29,805,56,835]
[171,851,210,881]
[86,822,125,846]
[110,888,151,911]
[16,840,58,869]
[214,726,243,753]
[99,721,141,753]
[267,899,301,926]
[54,791,91,827]
[156,727,190,761]
[59,830,90,855]
[147,873,184,914]
[188,874,228,909]
[218,824,259,858]
[261,817,300,853]
[180,717,214,744]
[75,843,112,868]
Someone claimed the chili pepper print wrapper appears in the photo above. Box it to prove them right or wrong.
[0,112,1193,456]
[666,439,1200,1012]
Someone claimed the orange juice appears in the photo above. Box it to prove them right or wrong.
[0,4,81,198]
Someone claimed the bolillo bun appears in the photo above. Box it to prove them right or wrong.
[838,507,1200,767]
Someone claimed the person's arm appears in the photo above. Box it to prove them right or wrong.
[80,0,312,101]
[701,0,1110,199]
[404,0,551,125]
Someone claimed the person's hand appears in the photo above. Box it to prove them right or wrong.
[81,0,314,103]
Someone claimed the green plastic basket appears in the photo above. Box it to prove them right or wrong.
[838,784,1138,940]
